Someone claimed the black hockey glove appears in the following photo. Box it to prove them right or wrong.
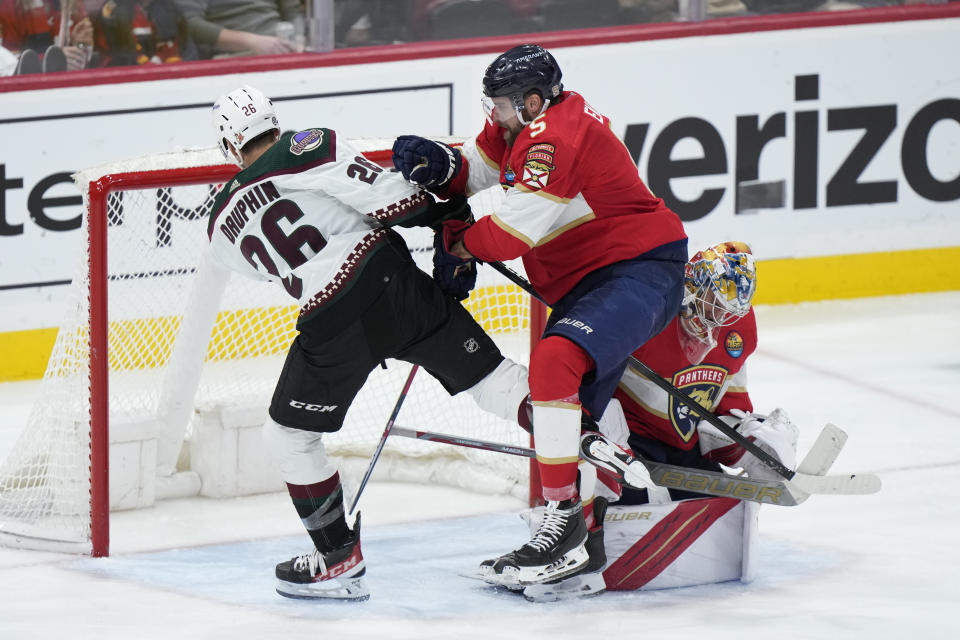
[392,135,462,189]
[432,219,476,302]
[427,193,474,225]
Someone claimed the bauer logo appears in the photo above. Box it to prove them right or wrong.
[554,317,593,333]
[725,331,744,358]
[290,129,324,155]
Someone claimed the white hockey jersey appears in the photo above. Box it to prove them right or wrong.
[207,129,439,328]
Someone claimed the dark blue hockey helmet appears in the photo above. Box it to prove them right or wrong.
[482,44,563,112]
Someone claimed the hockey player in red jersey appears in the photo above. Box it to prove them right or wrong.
[587,241,799,506]
[393,44,687,588]
[209,85,532,601]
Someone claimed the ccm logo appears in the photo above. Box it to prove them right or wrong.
[289,400,338,412]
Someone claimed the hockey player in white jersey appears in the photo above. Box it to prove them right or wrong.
[209,85,529,600]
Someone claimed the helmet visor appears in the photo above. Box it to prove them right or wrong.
[482,95,519,126]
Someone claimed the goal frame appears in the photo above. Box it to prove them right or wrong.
[83,154,545,557]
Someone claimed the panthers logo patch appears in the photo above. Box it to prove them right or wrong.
[669,365,728,442]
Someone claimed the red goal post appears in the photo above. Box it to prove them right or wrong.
[0,140,544,557]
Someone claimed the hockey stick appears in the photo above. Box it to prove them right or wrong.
[485,260,791,478]
[485,260,880,496]
[348,364,420,515]
[392,423,879,503]
[390,425,808,506]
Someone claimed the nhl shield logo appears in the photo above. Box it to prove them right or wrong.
[668,365,727,442]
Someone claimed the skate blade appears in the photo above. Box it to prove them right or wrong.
[517,543,590,586]
[276,576,370,601]
[523,572,607,602]
[459,569,524,591]
[621,462,655,490]
[583,436,653,490]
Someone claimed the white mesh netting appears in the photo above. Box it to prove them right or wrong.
[0,141,534,554]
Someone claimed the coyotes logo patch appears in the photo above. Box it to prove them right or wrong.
[668,365,729,442]
[520,143,556,191]
[290,129,324,155]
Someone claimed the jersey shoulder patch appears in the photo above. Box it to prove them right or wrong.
[288,129,326,155]
[518,142,557,191]
[276,128,335,165]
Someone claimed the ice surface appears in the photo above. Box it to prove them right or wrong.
[1,292,958,639]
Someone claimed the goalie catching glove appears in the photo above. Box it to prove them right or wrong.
[698,408,799,481]
[433,219,476,301]
[392,135,462,189]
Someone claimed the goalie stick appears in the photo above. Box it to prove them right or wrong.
[484,260,880,496]
[390,424,872,506]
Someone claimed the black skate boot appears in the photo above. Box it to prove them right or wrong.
[275,514,369,600]
[521,497,608,602]
[505,497,590,586]
[584,496,608,573]
[475,499,590,588]
[475,551,524,590]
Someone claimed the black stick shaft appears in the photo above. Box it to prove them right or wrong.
[348,364,420,515]
[486,260,794,480]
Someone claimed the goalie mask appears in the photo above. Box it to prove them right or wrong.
[212,85,279,165]
[482,44,563,126]
[678,241,757,363]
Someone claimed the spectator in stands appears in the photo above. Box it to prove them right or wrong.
[173,0,304,58]
[91,0,197,66]
[335,0,410,47]
[0,41,17,74]
[0,0,93,72]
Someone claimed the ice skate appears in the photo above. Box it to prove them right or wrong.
[484,497,590,587]
[580,431,655,491]
[275,515,369,600]
[471,551,525,590]
[522,497,608,602]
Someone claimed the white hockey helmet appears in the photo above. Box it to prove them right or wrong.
[680,241,757,341]
[212,85,280,164]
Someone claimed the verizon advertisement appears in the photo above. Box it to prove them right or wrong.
[0,16,957,331]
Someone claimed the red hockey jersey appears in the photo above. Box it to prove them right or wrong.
[614,309,758,451]
[457,91,686,304]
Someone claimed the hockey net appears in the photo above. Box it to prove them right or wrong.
[0,140,541,556]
